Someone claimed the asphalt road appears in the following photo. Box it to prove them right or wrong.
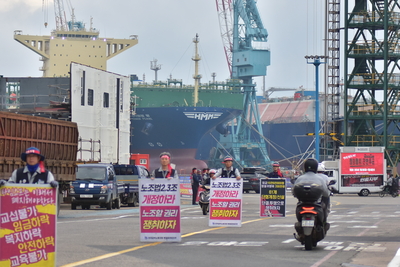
[56,193,400,267]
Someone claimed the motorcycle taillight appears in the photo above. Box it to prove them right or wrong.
[300,206,317,215]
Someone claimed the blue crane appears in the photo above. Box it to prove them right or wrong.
[214,0,272,168]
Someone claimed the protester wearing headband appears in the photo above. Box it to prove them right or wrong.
[213,156,241,181]
[150,152,179,179]
[267,162,284,178]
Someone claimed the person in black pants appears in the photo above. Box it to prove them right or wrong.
[191,168,201,205]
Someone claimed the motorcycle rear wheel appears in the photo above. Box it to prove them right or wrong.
[379,191,385,198]
[304,235,313,251]
[202,204,208,215]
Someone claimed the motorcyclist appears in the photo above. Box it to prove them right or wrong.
[0,147,58,188]
[293,158,331,226]
[386,175,396,194]
[316,163,331,213]
[213,156,241,181]
[203,169,216,186]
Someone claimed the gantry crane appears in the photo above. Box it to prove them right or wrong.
[344,0,400,169]
[213,0,271,168]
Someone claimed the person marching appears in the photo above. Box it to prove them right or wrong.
[267,162,284,178]
[151,152,179,179]
[213,156,241,181]
[0,147,58,188]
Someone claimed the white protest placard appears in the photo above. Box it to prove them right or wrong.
[209,178,242,227]
[139,178,181,242]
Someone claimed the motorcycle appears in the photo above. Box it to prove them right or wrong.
[199,185,210,215]
[379,183,399,198]
[293,180,335,250]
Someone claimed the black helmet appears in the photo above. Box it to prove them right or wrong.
[304,158,318,173]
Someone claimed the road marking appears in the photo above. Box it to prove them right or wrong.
[282,239,296,243]
[181,241,268,246]
[60,242,162,267]
[310,251,339,267]
[269,224,293,227]
[348,226,377,229]
[388,247,400,267]
[330,221,366,224]
[181,216,206,220]
[356,220,383,236]
[347,211,358,214]
[60,201,340,266]
[57,215,135,224]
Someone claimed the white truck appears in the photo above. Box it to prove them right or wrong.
[323,147,387,197]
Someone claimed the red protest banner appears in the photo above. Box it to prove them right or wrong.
[0,184,57,267]
[341,152,384,175]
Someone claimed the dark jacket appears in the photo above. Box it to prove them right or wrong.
[267,171,283,178]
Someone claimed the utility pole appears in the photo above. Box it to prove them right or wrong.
[305,55,327,161]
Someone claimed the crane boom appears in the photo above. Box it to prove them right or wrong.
[215,0,233,76]
[54,0,69,31]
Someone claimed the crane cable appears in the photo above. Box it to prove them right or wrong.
[42,0,49,28]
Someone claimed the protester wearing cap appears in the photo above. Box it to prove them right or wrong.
[267,162,284,178]
[0,147,58,188]
[151,152,179,179]
[213,156,241,181]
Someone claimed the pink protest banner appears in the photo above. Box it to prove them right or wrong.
[209,178,242,227]
[0,184,57,267]
[139,178,181,242]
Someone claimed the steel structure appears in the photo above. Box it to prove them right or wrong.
[322,0,342,161]
[54,0,69,31]
[213,0,271,168]
[344,0,400,168]
[216,0,233,76]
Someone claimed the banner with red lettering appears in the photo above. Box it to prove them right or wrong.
[341,152,384,175]
[209,178,242,227]
[139,178,181,242]
[0,184,57,267]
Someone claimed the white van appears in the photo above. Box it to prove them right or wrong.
[323,159,386,197]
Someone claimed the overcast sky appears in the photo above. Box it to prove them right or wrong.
[0,0,327,97]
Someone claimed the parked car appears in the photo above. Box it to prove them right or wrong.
[241,167,268,193]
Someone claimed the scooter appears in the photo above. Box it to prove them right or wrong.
[199,185,210,215]
[293,181,335,250]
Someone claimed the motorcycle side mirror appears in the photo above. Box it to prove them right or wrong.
[329,180,336,185]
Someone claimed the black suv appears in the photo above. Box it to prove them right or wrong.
[241,167,268,193]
